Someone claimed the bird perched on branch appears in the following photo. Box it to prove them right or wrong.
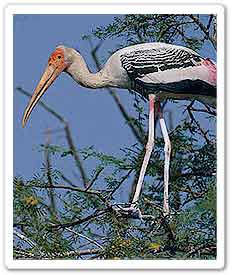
[22,42,216,217]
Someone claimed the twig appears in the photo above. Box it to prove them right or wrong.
[65,228,104,249]
[17,87,89,188]
[190,106,216,116]
[188,15,216,50]
[108,90,146,144]
[48,248,101,259]
[44,128,57,219]
[89,41,146,145]
[14,249,36,259]
[13,229,37,248]
[157,21,194,42]
[17,87,65,123]
[59,172,76,187]
[51,209,109,229]
[185,102,211,144]
[31,184,109,206]
[109,168,134,198]
[85,166,104,191]
[14,248,101,259]
[63,122,88,187]
[206,15,214,31]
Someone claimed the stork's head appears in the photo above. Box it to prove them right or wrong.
[22,45,72,127]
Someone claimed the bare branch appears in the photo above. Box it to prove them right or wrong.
[85,166,104,191]
[44,128,57,219]
[14,229,38,248]
[65,228,104,249]
[109,168,134,198]
[63,122,88,187]
[206,14,214,31]
[49,248,101,259]
[88,41,146,145]
[14,248,101,259]
[31,184,109,206]
[17,87,65,123]
[185,102,211,144]
[51,209,109,229]
[17,87,89,188]
[188,15,216,50]
[189,107,216,116]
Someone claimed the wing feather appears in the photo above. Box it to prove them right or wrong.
[120,46,203,77]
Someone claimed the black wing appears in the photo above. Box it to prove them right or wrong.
[120,46,203,77]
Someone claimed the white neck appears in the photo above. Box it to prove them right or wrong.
[65,50,111,89]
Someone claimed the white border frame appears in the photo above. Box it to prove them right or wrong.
[4,3,225,270]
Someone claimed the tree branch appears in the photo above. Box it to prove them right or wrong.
[188,14,216,50]
[185,101,211,144]
[65,228,104,249]
[85,166,104,191]
[51,209,109,229]
[63,122,88,187]
[44,128,57,219]
[31,184,109,206]
[17,87,89,188]
[17,87,65,123]
[14,248,101,259]
[88,41,146,145]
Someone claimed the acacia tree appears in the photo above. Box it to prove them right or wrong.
[14,14,217,260]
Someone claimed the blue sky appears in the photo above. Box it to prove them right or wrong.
[14,15,133,176]
[14,14,216,201]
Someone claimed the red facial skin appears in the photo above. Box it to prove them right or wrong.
[48,48,66,67]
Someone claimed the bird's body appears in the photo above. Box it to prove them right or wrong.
[22,42,217,216]
[65,42,216,107]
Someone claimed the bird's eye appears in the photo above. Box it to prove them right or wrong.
[57,55,62,59]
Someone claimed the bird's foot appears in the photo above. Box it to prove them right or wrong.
[112,204,144,221]
[163,202,170,217]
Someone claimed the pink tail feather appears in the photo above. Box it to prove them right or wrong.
[202,58,217,86]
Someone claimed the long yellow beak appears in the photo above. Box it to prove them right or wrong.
[22,62,66,127]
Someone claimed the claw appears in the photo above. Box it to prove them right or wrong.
[112,204,144,221]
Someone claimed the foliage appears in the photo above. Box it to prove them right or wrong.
[90,14,216,51]
[14,14,217,260]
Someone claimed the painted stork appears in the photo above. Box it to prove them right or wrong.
[22,42,216,217]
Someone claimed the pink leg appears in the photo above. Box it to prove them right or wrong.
[158,105,171,216]
[131,94,155,205]
[114,95,170,219]
[113,95,154,219]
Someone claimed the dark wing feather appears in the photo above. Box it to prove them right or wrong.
[120,47,203,77]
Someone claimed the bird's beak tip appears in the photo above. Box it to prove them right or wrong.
[22,119,26,128]
[22,113,28,128]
